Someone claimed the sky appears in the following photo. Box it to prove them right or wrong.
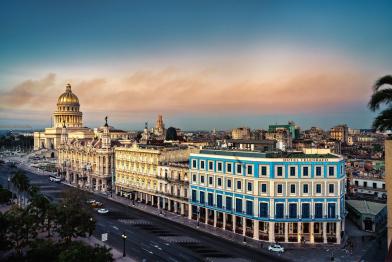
[1,0,392,131]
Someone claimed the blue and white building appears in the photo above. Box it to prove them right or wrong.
[188,148,345,244]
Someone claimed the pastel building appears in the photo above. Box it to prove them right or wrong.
[188,148,345,244]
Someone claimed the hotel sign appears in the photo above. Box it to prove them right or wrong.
[283,158,331,162]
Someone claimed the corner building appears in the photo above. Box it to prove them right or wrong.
[189,148,345,244]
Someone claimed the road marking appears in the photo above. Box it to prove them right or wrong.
[142,248,154,254]
[112,226,119,230]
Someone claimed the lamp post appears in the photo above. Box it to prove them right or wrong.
[121,232,127,257]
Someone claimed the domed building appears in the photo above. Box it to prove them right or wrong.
[33,84,93,154]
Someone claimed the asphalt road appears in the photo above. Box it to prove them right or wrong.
[0,164,288,262]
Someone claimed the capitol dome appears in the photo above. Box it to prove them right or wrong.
[57,83,80,106]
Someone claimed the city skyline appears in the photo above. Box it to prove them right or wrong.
[1,0,392,130]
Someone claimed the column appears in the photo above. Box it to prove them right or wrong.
[223,213,226,230]
[213,210,217,227]
[298,222,302,243]
[181,203,185,215]
[253,220,259,240]
[158,197,161,209]
[284,223,288,242]
[168,199,172,211]
[336,221,341,244]
[145,194,148,204]
[205,209,208,224]
[269,222,275,242]
[163,198,166,210]
[95,179,99,191]
[310,222,315,243]
[151,196,155,206]
[174,201,178,213]
[188,204,192,219]
[105,155,109,175]
[323,222,327,243]
[233,215,236,233]
[242,217,246,236]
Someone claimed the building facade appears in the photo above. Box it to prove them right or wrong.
[34,84,93,153]
[188,148,345,244]
[351,176,386,199]
[57,118,116,192]
[330,125,348,144]
[156,162,190,216]
[115,144,197,206]
[232,127,251,140]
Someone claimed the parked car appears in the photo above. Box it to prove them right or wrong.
[86,199,96,204]
[97,208,109,214]
[49,175,61,183]
[268,244,284,253]
[91,201,103,208]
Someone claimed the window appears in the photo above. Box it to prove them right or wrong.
[261,183,267,193]
[289,203,297,218]
[275,203,284,218]
[329,184,335,194]
[303,184,309,194]
[247,182,253,192]
[192,190,197,202]
[277,184,283,194]
[302,203,310,218]
[302,166,309,176]
[290,184,296,194]
[227,179,232,188]
[373,182,377,189]
[328,203,336,218]
[200,191,205,204]
[200,160,205,170]
[355,180,359,186]
[217,177,222,187]
[246,200,253,216]
[315,166,322,176]
[277,166,283,177]
[315,203,323,218]
[209,176,213,185]
[236,180,242,190]
[217,162,223,172]
[200,175,205,184]
[328,166,335,176]
[383,183,386,189]
[236,164,242,174]
[227,163,232,173]
[208,161,214,171]
[247,165,253,175]
[316,184,322,194]
[208,193,213,206]
[259,203,268,218]
[236,198,243,213]
[364,181,368,187]
[217,195,223,208]
[260,165,268,176]
[290,166,296,177]
[192,159,197,168]
[226,197,232,210]
[192,174,197,182]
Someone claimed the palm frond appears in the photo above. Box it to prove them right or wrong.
[372,107,392,131]
[368,88,392,111]
[373,75,392,91]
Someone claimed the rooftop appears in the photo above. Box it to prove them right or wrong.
[346,200,386,215]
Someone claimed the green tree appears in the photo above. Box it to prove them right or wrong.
[58,241,113,262]
[10,170,30,207]
[0,212,11,251]
[0,188,12,204]
[55,189,95,242]
[368,75,392,131]
[165,127,178,140]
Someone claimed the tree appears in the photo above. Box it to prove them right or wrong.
[165,127,178,141]
[10,170,30,207]
[58,241,113,262]
[0,188,12,204]
[368,75,392,131]
[55,189,95,242]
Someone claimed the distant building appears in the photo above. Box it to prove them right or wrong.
[153,114,165,137]
[350,175,386,199]
[330,124,348,144]
[265,128,292,150]
[268,121,300,140]
[346,200,386,232]
[231,127,251,140]
[224,139,276,152]
[33,84,93,153]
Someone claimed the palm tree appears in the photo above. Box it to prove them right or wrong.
[11,170,30,207]
[368,75,392,131]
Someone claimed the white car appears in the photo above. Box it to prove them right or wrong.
[97,208,109,214]
[49,176,61,183]
[268,244,284,253]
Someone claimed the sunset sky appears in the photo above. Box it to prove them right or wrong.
[1,0,392,130]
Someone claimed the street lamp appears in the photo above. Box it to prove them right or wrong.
[121,233,127,257]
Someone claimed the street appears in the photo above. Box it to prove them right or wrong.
[0,164,287,262]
